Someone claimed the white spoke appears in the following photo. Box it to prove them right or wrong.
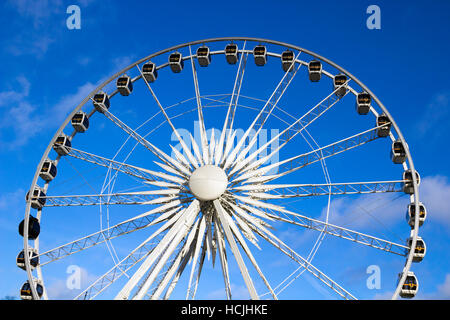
[232,124,384,184]
[137,64,199,170]
[215,42,248,165]
[228,80,351,177]
[213,199,259,300]
[223,51,302,171]
[115,200,200,300]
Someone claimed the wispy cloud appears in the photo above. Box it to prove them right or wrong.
[417,91,450,139]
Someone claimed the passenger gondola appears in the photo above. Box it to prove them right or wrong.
[169,52,184,73]
[196,46,211,67]
[53,134,71,156]
[281,50,295,72]
[406,202,427,227]
[403,169,420,195]
[116,74,133,96]
[93,92,110,113]
[20,280,43,300]
[39,159,57,182]
[71,111,89,133]
[356,92,371,115]
[225,43,239,64]
[376,113,391,137]
[407,237,426,262]
[333,74,348,97]
[391,139,406,164]
[398,272,418,298]
[25,186,46,210]
[253,45,267,66]
[19,215,40,240]
[142,62,158,82]
[16,249,39,271]
[308,60,322,82]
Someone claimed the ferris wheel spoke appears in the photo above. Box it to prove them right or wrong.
[240,202,408,256]
[66,146,186,185]
[228,80,351,177]
[188,45,210,165]
[185,216,207,299]
[232,124,384,185]
[37,202,183,265]
[115,200,200,300]
[74,225,170,300]
[213,199,259,300]
[100,108,189,176]
[133,212,200,300]
[215,42,248,165]
[222,51,302,171]
[249,221,356,300]
[213,213,232,300]
[219,200,278,299]
[146,217,202,300]
[185,231,208,300]
[137,64,200,170]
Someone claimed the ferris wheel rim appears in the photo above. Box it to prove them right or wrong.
[22,37,421,300]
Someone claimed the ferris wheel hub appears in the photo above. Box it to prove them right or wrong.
[188,165,228,201]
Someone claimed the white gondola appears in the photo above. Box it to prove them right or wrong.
[308,60,322,82]
[20,279,43,300]
[93,92,110,113]
[376,113,391,137]
[196,46,211,67]
[169,52,184,73]
[116,74,133,96]
[19,215,40,240]
[403,169,420,195]
[333,74,348,97]
[225,43,239,64]
[253,45,267,66]
[391,139,406,164]
[53,134,71,156]
[25,186,46,210]
[407,237,426,262]
[398,271,418,298]
[39,159,57,182]
[142,62,158,83]
[281,50,295,72]
[16,249,39,271]
[406,202,427,227]
[71,111,89,133]
[356,92,371,115]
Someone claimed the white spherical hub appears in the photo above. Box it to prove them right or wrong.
[189,165,228,201]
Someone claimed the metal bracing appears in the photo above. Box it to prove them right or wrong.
[37,204,182,265]
[237,201,408,256]
[66,147,185,185]
[234,180,405,199]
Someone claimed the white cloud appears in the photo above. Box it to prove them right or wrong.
[7,0,64,28]
[417,91,450,137]
[419,175,450,229]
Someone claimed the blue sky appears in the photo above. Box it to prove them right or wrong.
[0,0,449,300]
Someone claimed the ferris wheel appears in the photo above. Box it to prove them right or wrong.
[18,37,426,300]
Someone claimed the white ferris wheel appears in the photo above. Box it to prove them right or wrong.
[19,38,425,300]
